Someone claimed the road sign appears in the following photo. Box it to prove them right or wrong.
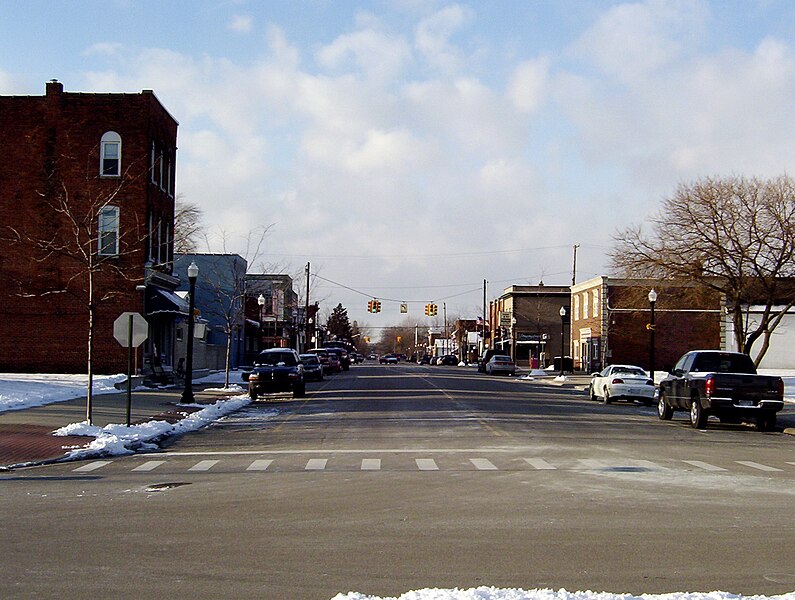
[113,312,148,348]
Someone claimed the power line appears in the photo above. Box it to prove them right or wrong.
[264,244,573,261]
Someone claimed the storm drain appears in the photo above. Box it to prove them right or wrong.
[143,482,192,492]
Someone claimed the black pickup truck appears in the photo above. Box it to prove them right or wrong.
[657,350,784,431]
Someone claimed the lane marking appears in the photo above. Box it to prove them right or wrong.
[416,458,438,471]
[683,460,727,472]
[246,459,273,471]
[736,460,783,472]
[578,459,607,469]
[305,458,328,470]
[188,460,219,472]
[361,459,381,471]
[470,458,498,470]
[524,458,556,470]
[72,461,112,473]
[131,460,165,472]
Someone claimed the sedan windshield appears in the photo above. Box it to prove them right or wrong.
[258,352,297,366]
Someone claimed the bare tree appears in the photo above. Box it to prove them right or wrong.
[173,195,204,253]
[610,175,795,365]
[4,156,146,423]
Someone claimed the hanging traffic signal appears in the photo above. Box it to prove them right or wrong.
[367,300,374,313]
[430,303,438,316]
[424,304,431,316]
[374,300,382,313]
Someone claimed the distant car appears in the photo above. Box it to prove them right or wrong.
[325,347,351,371]
[418,355,431,365]
[589,364,655,405]
[248,348,305,399]
[379,354,398,364]
[437,354,458,366]
[299,354,324,382]
[478,349,499,373]
[485,355,516,375]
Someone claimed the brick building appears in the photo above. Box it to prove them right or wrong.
[489,285,570,367]
[243,274,298,363]
[570,276,722,373]
[0,80,180,374]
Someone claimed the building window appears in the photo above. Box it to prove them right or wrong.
[100,131,121,176]
[582,292,589,319]
[592,289,599,318]
[573,295,580,321]
[151,141,157,183]
[98,205,119,255]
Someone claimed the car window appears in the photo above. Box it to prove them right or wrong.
[493,356,512,361]
[258,352,297,366]
[692,353,755,374]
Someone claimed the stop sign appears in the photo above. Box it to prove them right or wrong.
[113,312,149,348]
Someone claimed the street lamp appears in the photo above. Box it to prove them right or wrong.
[181,261,199,403]
[257,294,266,351]
[559,306,567,376]
[648,288,658,381]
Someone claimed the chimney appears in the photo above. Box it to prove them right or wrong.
[46,79,63,96]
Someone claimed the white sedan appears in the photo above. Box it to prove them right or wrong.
[588,364,655,405]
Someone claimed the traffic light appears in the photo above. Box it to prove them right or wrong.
[424,304,431,316]
[367,300,374,313]
[374,300,382,313]
[430,303,438,316]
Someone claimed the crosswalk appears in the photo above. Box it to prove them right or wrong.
[67,455,795,476]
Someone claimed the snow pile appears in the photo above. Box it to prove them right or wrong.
[0,373,127,413]
[331,588,795,600]
[53,396,252,459]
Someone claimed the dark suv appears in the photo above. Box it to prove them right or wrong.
[477,349,498,372]
[248,348,305,399]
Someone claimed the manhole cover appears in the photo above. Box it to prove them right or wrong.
[144,482,191,492]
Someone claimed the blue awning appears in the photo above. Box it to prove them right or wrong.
[146,287,189,316]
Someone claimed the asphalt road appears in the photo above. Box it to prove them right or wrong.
[3,363,795,600]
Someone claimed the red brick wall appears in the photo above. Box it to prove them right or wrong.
[0,83,177,373]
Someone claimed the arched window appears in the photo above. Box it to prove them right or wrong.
[100,131,121,176]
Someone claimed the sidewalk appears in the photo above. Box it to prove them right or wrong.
[0,385,225,469]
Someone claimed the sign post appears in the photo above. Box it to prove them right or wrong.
[113,312,149,426]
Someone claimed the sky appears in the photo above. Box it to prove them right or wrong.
[3,1,795,333]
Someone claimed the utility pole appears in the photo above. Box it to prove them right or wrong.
[304,262,310,353]
[482,279,487,353]
[572,244,580,286]
[443,302,448,355]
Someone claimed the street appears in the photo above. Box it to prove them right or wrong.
[3,363,795,600]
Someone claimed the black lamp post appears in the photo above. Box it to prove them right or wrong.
[258,293,266,351]
[559,306,567,376]
[648,288,657,380]
[181,261,199,403]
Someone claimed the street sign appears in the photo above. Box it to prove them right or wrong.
[113,312,148,348]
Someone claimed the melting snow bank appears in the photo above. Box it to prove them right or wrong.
[53,396,252,460]
[331,589,795,600]
[0,373,127,413]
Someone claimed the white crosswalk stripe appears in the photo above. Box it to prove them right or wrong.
[188,460,219,472]
[361,458,381,470]
[131,460,165,472]
[470,458,498,470]
[736,460,783,472]
[72,460,111,473]
[415,458,438,471]
[305,458,328,470]
[246,459,273,471]
[524,458,556,470]
[683,460,727,472]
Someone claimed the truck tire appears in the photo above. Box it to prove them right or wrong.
[249,389,258,401]
[658,391,673,420]
[690,396,707,429]
[757,412,776,432]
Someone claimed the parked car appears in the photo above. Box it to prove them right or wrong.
[418,354,431,365]
[485,355,516,375]
[478,349,499,372]
[325,346,351,371]
[248,348,305,399]
[299,354,324,382]
[437,354,458,366]
[589,364,655,405]
[379,353,398,364]
[657,350,784,430]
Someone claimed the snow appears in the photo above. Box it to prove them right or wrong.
[331,591,795,600]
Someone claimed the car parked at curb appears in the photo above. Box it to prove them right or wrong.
[485,355,516,375]
[248,348,305,399]
[589,364,655,405]
[299,353,324,382]
[437,354,458,366]
[478,349,499,373]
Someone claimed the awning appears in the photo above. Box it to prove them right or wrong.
[146,287,189,316]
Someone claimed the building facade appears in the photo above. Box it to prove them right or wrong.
[243,274,298,363]
[489,285,570,367]
[570,276,722,373]
[0,80,180,374]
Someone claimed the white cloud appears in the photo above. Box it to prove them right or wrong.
[414,4,473,75]
[227,14,253,34]
[507,57,550,113]
[316,28,412,82]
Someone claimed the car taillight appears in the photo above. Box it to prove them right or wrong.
[778,379,785,398]
[705,376,715,396]
[611,378,624,384]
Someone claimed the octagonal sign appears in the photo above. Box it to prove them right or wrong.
[113,312,149,348]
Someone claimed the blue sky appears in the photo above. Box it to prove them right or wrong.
[3,0,795,331]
